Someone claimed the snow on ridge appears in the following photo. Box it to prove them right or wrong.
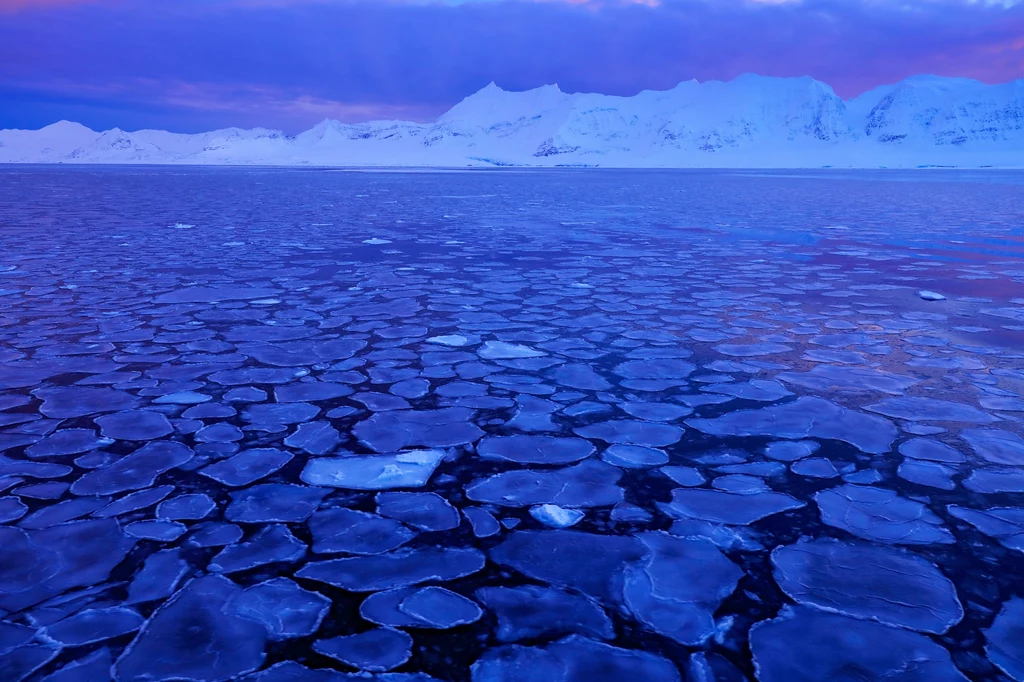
[1,74,1022,168]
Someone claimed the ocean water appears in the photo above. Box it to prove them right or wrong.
[1,166,1023,681]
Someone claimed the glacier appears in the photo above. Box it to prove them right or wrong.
[1,74,1022,167]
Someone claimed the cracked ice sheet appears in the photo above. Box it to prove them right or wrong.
[686,396,897,454]
[3,168,1024,682]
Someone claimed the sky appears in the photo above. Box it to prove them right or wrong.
[1,0,1022,134]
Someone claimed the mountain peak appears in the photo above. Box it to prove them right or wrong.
[312,118,343,129]
[439,82,572,126]
[3,73,1021,167]
[896,74,986,92]
[40,120,95,135]
[292,119,348,145]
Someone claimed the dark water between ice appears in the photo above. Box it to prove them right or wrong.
[1,166,1024,681]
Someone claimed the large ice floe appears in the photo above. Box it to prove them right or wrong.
[0,166,1022,680]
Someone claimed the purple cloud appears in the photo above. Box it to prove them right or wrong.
[1,0,1021,132]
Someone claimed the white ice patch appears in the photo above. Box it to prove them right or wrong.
[427,335,469,347]
[530,504,585,528]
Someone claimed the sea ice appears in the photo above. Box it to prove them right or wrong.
[613,358,695,381]
[0,519,135,612]
[771,538,963,633]
[37,648,111,682]
[660,488,805,525]
[551,363,611,390]
[314,628,412,671]
[573,420,683,447]
[376,491,460,531]
[703,379,792,402]
[470,636,681,682]
[790,458,840,479]
[354,408,484,452]
[465,460,623,508]
[815,485,954,545]
[225,483,327,523]
[986,598,1024,681]
[94,410,173,440]
[125,548,188,604]
[25,428,113,458]
[962,429,1024,465]
[750,606,968,681]
[125,520,186,541]
[463,506,501,537]
[186,522,244,548]
[865,397,996,423]
[947,505,1024,552]
[660,466,706,486]
[623,532,741,645]
[478,435,594,465]
[43,607,143,646]
[156,493,216,520]
[71,441,193,495]
[475,585,614,642]
[899,438,965,463]
[115,576,267,681]
[478,341,545,359]
[489,530,645,603]
[300,450,446,489]
[764,440,820,461]
[713,342,791,357]
[600,444,668,468]
[776,365,918,395]
[224,577,329,640]
[209,524,306,574]
[282,421,341,455]
[530,504,585,528]
[398,586,483,628]
[964,468,1024,494]
[32,386,139,418]
[687,396,896,454]
[898,460,956,490]
[620,401,693,420]
[0,643,59,681]
[309,507,416,554]
[296,547,486,591]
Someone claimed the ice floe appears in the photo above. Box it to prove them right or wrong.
[771,538,963,633]
[687,396,896,454]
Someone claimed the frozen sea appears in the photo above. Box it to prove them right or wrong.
[1,166,1024,682]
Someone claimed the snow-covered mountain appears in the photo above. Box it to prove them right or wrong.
[2,75,1022,168]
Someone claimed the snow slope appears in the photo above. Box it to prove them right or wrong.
[2,75,1021,168]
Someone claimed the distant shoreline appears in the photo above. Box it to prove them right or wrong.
[2,163,1022,171]
[3,75,1022,169]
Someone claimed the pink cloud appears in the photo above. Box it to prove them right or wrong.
[1,0,1021,131]
[0,76,445,129]
[0,0,637,8]
[156,81,443,124]
[0,0,105,11]
[0,0,667,12]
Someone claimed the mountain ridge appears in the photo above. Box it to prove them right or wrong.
[2,74,1022,168]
